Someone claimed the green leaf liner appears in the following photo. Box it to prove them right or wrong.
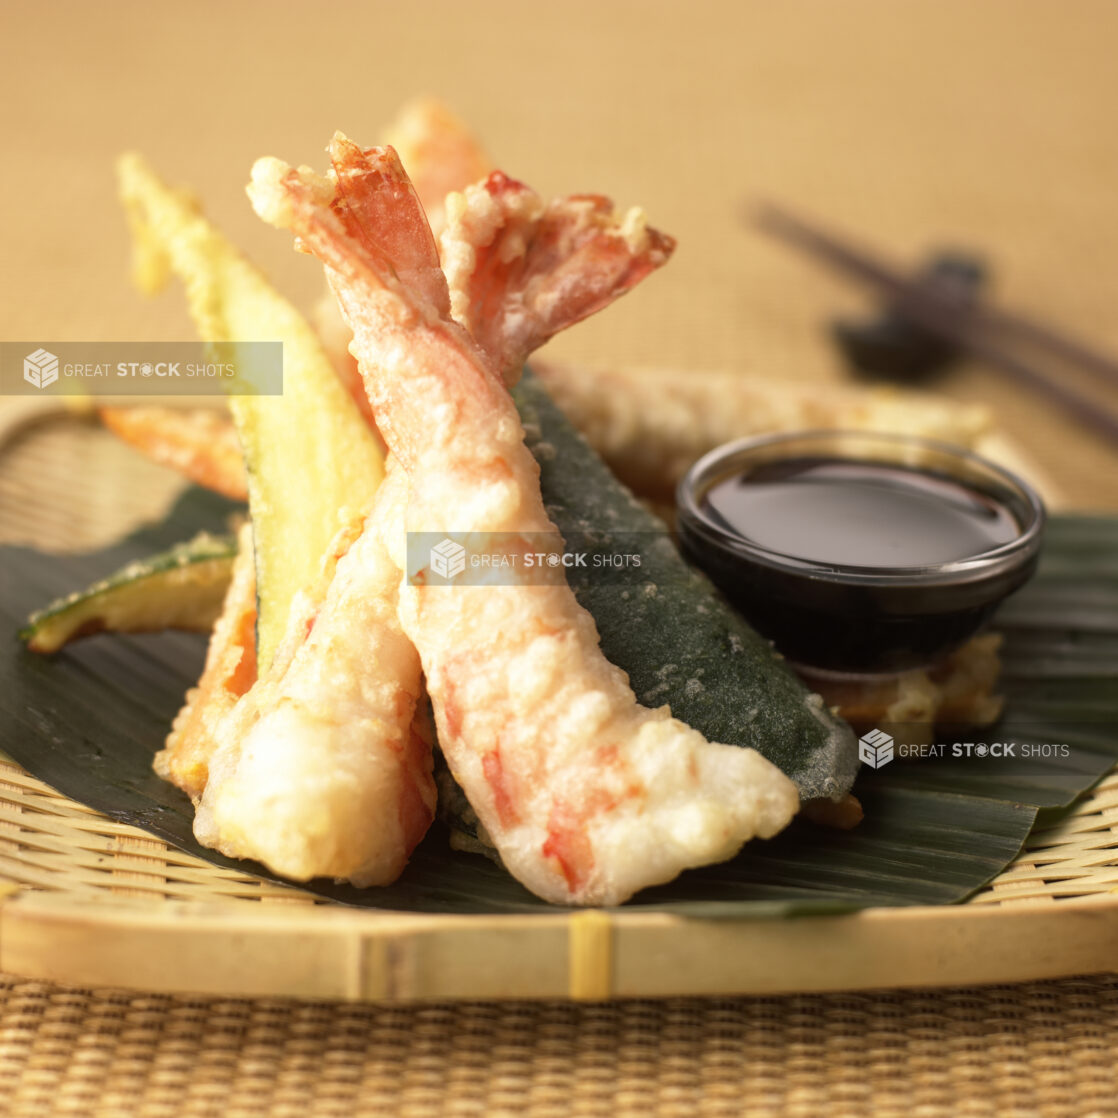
[2,487,1117,915]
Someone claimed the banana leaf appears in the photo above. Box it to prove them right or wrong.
[1,488,1116,916]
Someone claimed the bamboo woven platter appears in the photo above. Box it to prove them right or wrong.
[1,411,1117,1003]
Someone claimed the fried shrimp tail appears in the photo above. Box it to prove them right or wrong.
[383,98,492,239]
[251,139,799,906]
[439,173,675,377]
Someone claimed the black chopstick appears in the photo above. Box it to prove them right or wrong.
[753,203,1118,446]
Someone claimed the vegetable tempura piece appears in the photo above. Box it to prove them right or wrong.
[252,139,799,906]
[806,632,1005,737]
[156,523,257,800]
[99,406,248,500]
[532,361,993,501]
[21,532,237,655]
[118,155,389,819]
[117,154,384,672]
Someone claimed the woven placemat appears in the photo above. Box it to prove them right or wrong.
[0,975,1114,1118]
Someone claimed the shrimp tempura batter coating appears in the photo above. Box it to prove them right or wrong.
[250,139,799,906]
[193,482,436,887]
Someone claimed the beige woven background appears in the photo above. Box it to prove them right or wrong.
[4,0,1117,509]
[4,2,1118,1114]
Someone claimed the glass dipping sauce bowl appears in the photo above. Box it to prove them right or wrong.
[676,430,1046,675]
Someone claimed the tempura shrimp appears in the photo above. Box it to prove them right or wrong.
[314,97,492,424]
[251,138,799,906]
[193,472,436,886]
[194,138,670,886]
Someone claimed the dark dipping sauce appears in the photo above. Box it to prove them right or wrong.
[676,432,1046,674]
[702,459,1020,570]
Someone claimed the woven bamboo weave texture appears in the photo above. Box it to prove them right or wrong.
[1,976,1117,1118]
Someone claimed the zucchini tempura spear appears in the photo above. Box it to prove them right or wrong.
[116,154,385,672]
[116,156,388,804]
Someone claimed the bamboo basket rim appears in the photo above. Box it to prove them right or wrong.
[2,881,1117,1003]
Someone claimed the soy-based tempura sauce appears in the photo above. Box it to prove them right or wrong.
[677,433,1045,673]
[701,458,1020,570]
